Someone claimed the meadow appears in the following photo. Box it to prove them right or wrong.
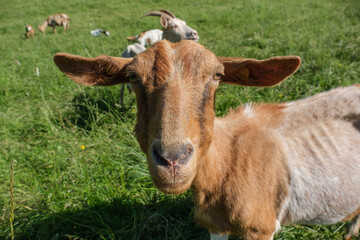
[0,0,359,239]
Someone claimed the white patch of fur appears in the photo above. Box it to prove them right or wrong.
[279,126,360,224]
[210,232,229,240]
[243,102,254,118]
[27,26,32,31]
[276,86,360,225]
[276,194,290,225]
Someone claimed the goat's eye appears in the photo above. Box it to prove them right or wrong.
[213,72,223,81]
[129,73,140,83]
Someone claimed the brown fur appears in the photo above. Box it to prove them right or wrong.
[53,40,360,240]
[54,41,301,239]
[193,104,289,237]
[126,31,147,42]
[39,13,70,34]
[344,206,360,221]
[25,25,34,39]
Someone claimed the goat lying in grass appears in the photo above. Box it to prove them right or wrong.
[126,29,163,47]
[126,10,199,47]
[90,29,110,37]
[54,40,360,240]
[25,25,34,39]
[38,13,70,34]
[120,9,199,105]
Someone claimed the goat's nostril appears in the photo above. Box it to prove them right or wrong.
[151,142,194,166]
[151,144,171,166]
[179,145,193,163]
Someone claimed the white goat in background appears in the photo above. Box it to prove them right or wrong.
[120,10,200,105]
[126,10,199,47]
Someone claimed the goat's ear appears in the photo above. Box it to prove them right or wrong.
[219,56,301,87]
[54,53,133,86]
[160,15,169,29]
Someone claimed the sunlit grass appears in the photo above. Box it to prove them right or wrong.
[0,0,359,239]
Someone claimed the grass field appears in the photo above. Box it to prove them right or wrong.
[0,0,359,239]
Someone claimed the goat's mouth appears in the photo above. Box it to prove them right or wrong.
[151,174,194,194]
[148,155,196,194]
[148,162,195,194]
[186,37,199,42]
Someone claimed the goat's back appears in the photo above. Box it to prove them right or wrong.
[278,85,360,225]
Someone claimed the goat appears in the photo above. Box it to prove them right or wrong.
[25,25,34,39]
[119,43,146,105]
[120,9,199,105]
[126,10,199,47]
[90,29,110,37]
[54,40,360,240]
[126,29,163,47]
[38,13,70,34]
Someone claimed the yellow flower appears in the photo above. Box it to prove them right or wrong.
[279,94,283,97]
[81,145,85,150]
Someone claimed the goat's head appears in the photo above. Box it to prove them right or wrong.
[142,10,199,42]
[54,40,300,194]
[38,22,47,33]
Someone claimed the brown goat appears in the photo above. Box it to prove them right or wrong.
[54,40,360,240]
[25,25,34,39]
[38,13,70,34]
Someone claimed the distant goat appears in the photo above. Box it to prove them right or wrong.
[120,10,199,105]
[38,13,70,34]
[126,29,163,47]
[54,40,360,240]
[119,43,146,105]
[25,25,34,39]
[126,10,199,47]
[90,29,110,37]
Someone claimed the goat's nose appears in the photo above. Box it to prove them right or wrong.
[192,31,198,37]
[151,141,194,167]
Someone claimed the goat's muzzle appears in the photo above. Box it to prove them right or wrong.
[151,140,194,169]
[186,31,199,42]
[148,139,196,193]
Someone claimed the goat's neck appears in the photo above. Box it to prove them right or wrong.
[40,21,48,30]
[192,117,239,197]
[162,31,180,43]
[192,104,286,201]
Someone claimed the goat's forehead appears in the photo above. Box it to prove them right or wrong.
[130,41,221,79]
[173,18,186,25]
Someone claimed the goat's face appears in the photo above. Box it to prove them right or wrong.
[54,40,301,194]
[38,24,45,33]
[162,18,199,42]
[127,41,221,193]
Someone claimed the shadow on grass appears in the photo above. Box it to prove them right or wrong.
[60,90,137,132]
[16,195,208,240]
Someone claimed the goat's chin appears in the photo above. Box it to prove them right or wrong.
[154,178,193,194]
[186,37,199,42]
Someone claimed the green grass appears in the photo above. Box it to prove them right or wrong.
[0,0,359,239]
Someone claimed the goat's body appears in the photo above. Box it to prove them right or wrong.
[25,25,34,39]
[127,29,163,47]
[54,40,360,239]
[281,86,360,225]
[121,43,146,58]
[39,13,70,33]
[194,85,360,238]
[119,43,146,105]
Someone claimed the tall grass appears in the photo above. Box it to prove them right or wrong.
[0,0,359,239]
